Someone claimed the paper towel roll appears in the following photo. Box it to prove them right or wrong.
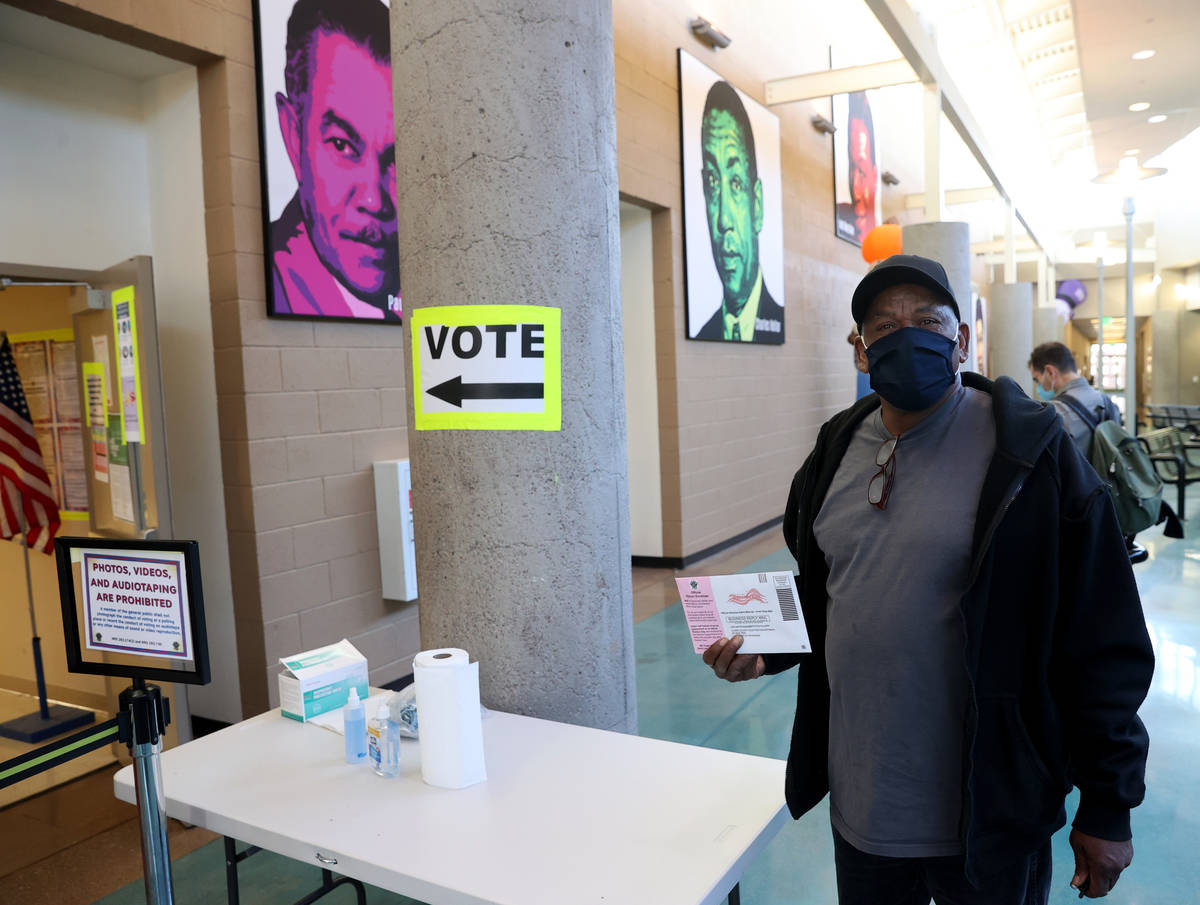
[412,648,487,789]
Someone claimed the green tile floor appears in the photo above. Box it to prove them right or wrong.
[97,486,1200,904]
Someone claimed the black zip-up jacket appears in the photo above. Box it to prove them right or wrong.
[768,372,1153,882]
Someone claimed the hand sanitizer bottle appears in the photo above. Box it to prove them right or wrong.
[343,687,367,765]
[368,702,401,777]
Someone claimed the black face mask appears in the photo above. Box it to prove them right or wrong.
[865,327,959,412]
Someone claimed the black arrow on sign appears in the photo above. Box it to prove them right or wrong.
[426,375,544,408]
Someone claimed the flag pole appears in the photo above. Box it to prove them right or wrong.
[16,491,50,720]
[0,381,94,742]
[0,494,94,743]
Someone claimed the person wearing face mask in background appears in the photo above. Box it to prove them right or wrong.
[1028,342,1121,458]
[703,255,1153,904]
[1029,343,1157,565]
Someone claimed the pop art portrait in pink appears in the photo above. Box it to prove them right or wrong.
[255,0,400,321]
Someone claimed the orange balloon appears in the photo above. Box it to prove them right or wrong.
[861,224,903,264]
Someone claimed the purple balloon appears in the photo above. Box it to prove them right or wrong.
[1056,279,1087,307]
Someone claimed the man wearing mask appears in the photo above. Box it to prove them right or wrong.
[704,255,1152,903]
[1029,342,1120,457]
[1029,342,1152,564]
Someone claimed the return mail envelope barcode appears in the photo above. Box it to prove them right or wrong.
[675,571,811,656]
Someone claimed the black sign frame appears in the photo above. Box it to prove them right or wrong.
[55,537,210,685]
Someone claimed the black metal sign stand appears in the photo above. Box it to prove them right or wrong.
[118,678,174,905]
[53,535,209,905]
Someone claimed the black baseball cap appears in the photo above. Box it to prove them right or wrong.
[851,254,961,327]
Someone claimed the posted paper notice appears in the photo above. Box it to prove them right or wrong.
[82,550,191,659]
[675,571,811,656]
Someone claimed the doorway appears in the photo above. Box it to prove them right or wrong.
[0,3,234,883]
[620,201,665,559]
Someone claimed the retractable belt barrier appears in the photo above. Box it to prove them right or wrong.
[0,717,120,790]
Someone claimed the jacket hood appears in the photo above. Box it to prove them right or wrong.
[962,372,1061,467]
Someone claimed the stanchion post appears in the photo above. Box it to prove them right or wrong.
[118,680,175,905]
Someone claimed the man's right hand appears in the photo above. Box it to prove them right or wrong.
[702,636,766,682]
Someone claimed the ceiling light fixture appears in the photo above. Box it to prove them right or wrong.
[1093,156,1167,186]
[1128,101,1150,112]
[1131,49,1156,61]
[1148,114,1167,124]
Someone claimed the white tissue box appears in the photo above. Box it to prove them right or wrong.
[278,639,369,722]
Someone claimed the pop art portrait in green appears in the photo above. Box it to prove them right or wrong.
[678,50,785,345]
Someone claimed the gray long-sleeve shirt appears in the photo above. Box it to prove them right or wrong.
[813,381,995,857]
[1049,377,1120,458]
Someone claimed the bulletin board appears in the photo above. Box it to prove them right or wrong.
[9,329,89,524]
[72,299,159,538]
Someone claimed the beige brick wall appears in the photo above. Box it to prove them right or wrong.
[31,0,420,715]
[613,2,866,559]
[31,0,873,709]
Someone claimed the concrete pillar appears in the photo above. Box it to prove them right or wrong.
[1032,307,1065,347]
[1151,310,1182,403]
[1183,313,1200,405]
[391,1,636,732]
[988,282,1034,384]
[902,221,975,372]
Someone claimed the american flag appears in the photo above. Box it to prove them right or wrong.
[0,338,60,553]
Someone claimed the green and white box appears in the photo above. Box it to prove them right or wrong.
[278,639,369,722]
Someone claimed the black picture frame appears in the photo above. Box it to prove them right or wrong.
[251,0,402,324]
[677,49,786,345]
[831,90,881,248]
[55,537,210,686]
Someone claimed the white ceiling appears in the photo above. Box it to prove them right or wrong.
[1073,0,1200,172]
[891,0,1200,276]
[0,4,185,81]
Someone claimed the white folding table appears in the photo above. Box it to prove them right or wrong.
[114,707,789,905]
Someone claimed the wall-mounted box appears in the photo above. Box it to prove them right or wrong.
[374,459,417,601]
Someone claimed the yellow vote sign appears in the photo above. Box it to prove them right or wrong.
[411,305,561,431]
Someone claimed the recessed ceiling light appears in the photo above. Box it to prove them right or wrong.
[1124,148,1140,156]
[1131,49,1156,61]
[1148,114,1168,124]
[1128,101,1151,112]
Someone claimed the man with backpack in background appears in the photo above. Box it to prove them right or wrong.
[1029,343,1120,457]
[1029,342,1180,561]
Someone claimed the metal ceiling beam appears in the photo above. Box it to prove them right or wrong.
[904,186,999,209]
[863,0,1047,254]
[1020,40,1077,65]
[1007,3,1073,35]
[983,249,1156,266]
[764,58,917,106]
[972,237,1039,255]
